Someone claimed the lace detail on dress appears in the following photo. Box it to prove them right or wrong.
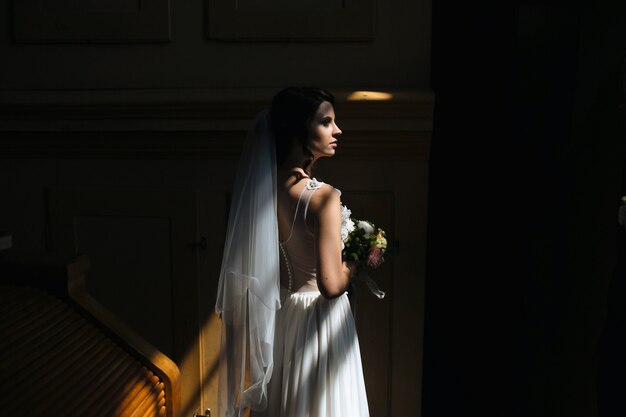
[306,178,324,190]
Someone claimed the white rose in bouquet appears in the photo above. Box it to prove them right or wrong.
[357,220,374,235]
[341,205,355,249]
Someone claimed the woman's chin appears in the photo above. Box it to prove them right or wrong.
[313,151,336,160]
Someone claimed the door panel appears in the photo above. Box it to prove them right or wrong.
[74,215,174,356]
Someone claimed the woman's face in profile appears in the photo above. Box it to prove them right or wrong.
[307,100,342,159]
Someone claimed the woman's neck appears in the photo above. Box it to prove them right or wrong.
[278,166,309,182]
[280,155,316,178]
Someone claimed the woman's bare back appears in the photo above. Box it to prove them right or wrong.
[277,171,313,242]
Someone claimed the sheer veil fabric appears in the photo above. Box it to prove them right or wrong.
[215,110,280,417]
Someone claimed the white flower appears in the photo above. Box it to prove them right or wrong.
[340,204,355,249]
[341,204,351,220]
[343,217,355,237]
[357,220,374,235]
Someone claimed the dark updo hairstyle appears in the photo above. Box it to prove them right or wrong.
[270,86,335,174]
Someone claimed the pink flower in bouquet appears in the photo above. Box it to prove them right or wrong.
[367,246,384,268]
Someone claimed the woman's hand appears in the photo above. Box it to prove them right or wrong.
[344,260,359,279]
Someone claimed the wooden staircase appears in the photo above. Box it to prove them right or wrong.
[0,252,181,417]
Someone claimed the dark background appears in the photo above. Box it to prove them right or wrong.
[424,1,626,416]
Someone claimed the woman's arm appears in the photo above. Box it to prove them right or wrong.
[309,185,356,299]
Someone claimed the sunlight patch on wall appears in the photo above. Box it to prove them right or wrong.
[347,91,394,101]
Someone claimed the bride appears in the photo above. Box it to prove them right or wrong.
[216,87,370,417]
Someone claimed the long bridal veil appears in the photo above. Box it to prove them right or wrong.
[215,110,280,417]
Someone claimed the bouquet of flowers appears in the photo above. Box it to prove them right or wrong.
[341,204,388,299]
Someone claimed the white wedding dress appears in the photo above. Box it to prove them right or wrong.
[254,178,370,417]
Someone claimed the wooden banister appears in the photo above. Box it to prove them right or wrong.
[0,251,181,417]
